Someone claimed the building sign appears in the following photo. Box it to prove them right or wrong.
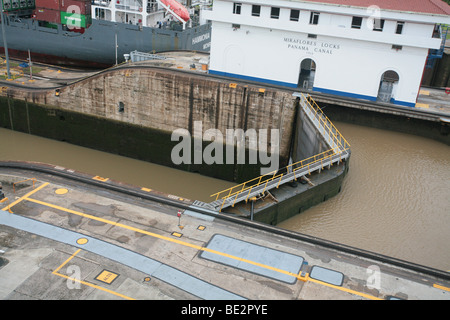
[284,37,341,55]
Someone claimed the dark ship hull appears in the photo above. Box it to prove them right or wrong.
[0,15,211,68]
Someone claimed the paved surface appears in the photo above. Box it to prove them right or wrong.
[0,58,98,88]
[0,168,449,302]
[1,54,450,303]
[417,87,450,115]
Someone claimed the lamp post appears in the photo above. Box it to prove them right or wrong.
[1,0,11,80]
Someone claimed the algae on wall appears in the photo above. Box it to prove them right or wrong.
[0,67,300,182]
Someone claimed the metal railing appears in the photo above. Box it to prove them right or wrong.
[13,178,36,192]
[297,92,350,151]
[210,94,350,212]
[210,146,348,211]
[129,50,168,63]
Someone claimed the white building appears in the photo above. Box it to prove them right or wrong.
[204,0,450,107]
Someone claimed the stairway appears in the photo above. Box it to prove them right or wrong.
[209,93,350,212]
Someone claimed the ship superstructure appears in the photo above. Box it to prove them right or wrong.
[92,0,201,30]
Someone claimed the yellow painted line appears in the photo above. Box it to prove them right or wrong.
[26,197,296,277]
[433,284,450,292]
[25,196,381,299]
[419,89,430,95]
[1,182,49,212]
[52,249,134,300]
[25,197,298,278]
[201,246,300,279]
[55,274,135,300]
[415,103,429,109]
[308,278,383,300]
[52,248,82,275]
[26,197,203,250]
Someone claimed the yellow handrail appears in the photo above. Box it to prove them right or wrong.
[301,94,351,149]
[214,147,350,211]
[211,146,345,202]
[210,94,350,210]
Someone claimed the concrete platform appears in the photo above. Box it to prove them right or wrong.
[417,87,450,114]
[0,58,97,89]
[0,164,449,301]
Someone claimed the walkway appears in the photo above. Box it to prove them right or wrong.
[210,93,351,211]
[0,192,243,300]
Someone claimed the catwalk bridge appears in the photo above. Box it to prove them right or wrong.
[210,93,351,212]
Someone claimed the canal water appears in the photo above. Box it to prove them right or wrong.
[0,124,449,271]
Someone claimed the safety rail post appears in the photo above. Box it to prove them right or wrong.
[245,186,254,202]
[276,174,283,188]
[261,179,270,195]
[219,199,226,212]
[232,192,240,207]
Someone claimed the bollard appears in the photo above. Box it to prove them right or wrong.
[177,210,184,230]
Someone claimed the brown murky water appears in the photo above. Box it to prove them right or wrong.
[279,122,450,271]
[0,127,235,203]
[0,124,449,271]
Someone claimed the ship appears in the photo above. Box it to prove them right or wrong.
[0,0,212,68]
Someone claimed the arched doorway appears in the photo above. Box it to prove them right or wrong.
[298,58,316,90]
[377,70,399,103]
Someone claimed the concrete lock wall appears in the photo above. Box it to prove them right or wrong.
[293,101,329,162]
[0,67,323,183]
